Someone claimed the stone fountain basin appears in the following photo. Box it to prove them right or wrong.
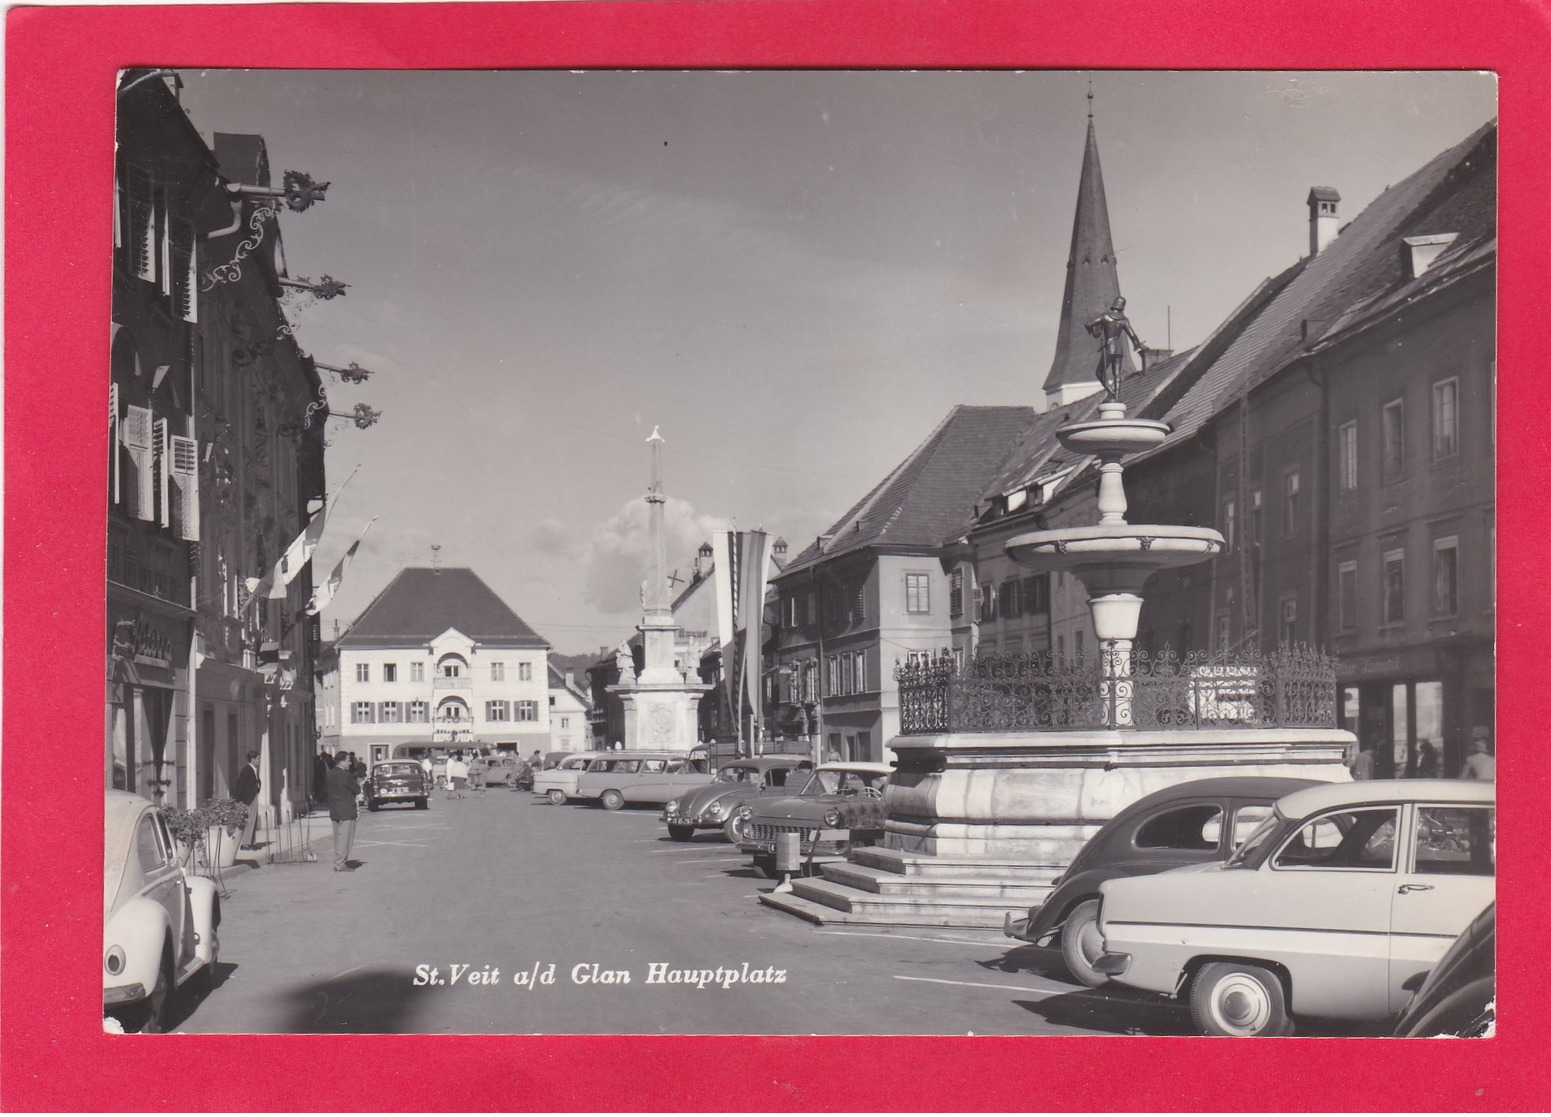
[1006,524,1223,594]
[1056,416,1171,457]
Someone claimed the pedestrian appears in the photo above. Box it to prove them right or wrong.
[312,750,331,809]
[1348,740,1377,781]
[469,752,487,795]
[446,751,469,799]
[1416,740,1439,779]
[1458,729,1495,780]
[232,749,262,850]
[325,750,360,873]
[531,749,544,772]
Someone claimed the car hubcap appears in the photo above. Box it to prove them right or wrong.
[1075,918,1102,964]
[1213,974,1271,1034]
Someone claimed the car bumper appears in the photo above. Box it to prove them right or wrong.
[1093,952,1131,977]
[1003,912,1032,941]
[371,789,423,801]
[739,827,849,855]
[103,982,147,1005]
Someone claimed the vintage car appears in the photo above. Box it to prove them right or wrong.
[364,761,433,810]
[1394,901,1495,1038]
[103,791,221,1032]
[574,750,715,811]
[661,754,811,841]
[735,761,893,875]
[1093,779,1495,1036]
[533,753,597,805]
[1004,776,1321,987]
[479,754,526,787]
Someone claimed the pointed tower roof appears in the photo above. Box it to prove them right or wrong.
[1042,105,1134,405]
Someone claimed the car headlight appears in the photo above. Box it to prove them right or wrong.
[824,807,842,827]
[705,801,726,820]
[104,945,126,976]
[737,805,753,820]
[664,799,679,814]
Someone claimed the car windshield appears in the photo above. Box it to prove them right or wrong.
[799,769,885,796]
[1223,809,1285,868]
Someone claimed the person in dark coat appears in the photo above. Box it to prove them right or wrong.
[232,750,262,849]
[326,751,361,872]
[312,751,332,807]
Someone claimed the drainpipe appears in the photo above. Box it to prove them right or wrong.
[1308,357,1330,650]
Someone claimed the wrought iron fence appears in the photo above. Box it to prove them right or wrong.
[894,645,1338,734]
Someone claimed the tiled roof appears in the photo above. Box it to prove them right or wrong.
[779,404,1038,574]
[337,567,548,648]
[1153,119,1496,455]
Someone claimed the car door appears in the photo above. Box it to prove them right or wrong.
[1388,802,1496,1013]
[1257,805,1400,1018]
[137,810,188,969]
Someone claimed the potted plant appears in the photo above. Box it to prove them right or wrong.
[160,805,205,868]
[201,798,250,868]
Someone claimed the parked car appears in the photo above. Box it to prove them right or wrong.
[574,751,715,811]
[533,753,597,805]
[364,761,433,810]
[103,791,221,1032]
[661,754,811,841]
[735,762,892,875]
[1394,901,1495,1038]
[480,754,524,787]
[1093,779,1495,1036]
[1003,776,1322,986]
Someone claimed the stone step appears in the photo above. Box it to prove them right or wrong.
[821,862,1054,901]
[758,888,1019,929]
[849,846,1064,882]
[790,877,1030,925]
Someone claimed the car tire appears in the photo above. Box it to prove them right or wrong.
[667,824,696,842]
[548,790,567,806]
[1059,899,1109,988]
[722,814,747,844]
[129,952,173,1034]
[1190,961,1293,1037]
[600,790,625,811]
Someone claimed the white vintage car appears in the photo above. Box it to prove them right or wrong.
[1093,779,1494,1036]
[103,792,221,1032]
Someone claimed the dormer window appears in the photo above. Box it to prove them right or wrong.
[1401,233,1459,279]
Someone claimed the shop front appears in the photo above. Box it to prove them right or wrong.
[1338,640,1494,779]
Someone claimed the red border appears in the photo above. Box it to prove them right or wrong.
[6,1,1549,1111]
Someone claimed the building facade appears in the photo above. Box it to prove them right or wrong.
[317,567,552,764]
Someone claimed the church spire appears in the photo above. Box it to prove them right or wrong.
[1042,97,1133,409]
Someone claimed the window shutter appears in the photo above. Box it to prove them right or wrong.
[972,587,983,624]
[171,219,198,322]
[123,405,155,520]
[159,208,174,297]
[113,171,122,250]
[125,166,157,283]
[171,435,199,541]
[108,383,120,505]
[949,570,963,618]
[153,419,171,528]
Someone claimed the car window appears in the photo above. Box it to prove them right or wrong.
[1230,804,1275,846]
[716,766,754,784]
[136,815,167,875]
[1134,804,1223,851]
[767,768,790,787]
[1274,807,1398,871]
[642,759,668,773]
[1414,805,1495,876]
[616,759,642,774]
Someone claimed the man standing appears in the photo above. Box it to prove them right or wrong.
[232,750,262,850]
[1458,728,1495,781]
[326,750,361,872]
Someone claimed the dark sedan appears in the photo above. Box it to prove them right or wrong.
[364,761,433,811]
[1395,901,1494,1038]
[1004,775,1321,986]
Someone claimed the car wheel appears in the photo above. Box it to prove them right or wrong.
[600,790,625,811]
[722,814,747,844]
[133,953,174,1034]
[548,789,567,806]
[752,855,778,880]
[1058,899,1109,988]
[1190,962,1293,1037]
[667,824,695,842]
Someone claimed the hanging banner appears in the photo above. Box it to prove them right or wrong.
[737,530,772,745]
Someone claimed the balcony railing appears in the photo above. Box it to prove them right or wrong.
[433,675,472,690]
[894,645,1339,735]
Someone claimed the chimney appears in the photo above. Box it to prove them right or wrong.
[1401,233,1459,279]
[773,537,788,558]
[695,541,712,576]
[1307,187,1341,257]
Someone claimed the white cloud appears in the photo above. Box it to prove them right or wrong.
[581,496,730,615]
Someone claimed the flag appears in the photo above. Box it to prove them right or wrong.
[712,529,771,743]
[277,507,327,586]
[737,531,773,743]
[306,520,374,616]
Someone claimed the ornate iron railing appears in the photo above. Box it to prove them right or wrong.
[894,645,1338,734]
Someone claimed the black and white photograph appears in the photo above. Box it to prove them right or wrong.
[103,67,1497,1039]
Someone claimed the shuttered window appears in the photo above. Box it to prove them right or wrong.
[949,570,964,618]
[108,383,121,505]
[124,165,157,283]
[153,419,171,529]
[169,218,198,322]
[170,435,199,541]
[123,405,155,521]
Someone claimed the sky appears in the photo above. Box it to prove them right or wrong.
[173,69,1496,655]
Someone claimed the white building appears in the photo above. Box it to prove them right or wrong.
[316,567,551,765]
[547,664,591,755]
